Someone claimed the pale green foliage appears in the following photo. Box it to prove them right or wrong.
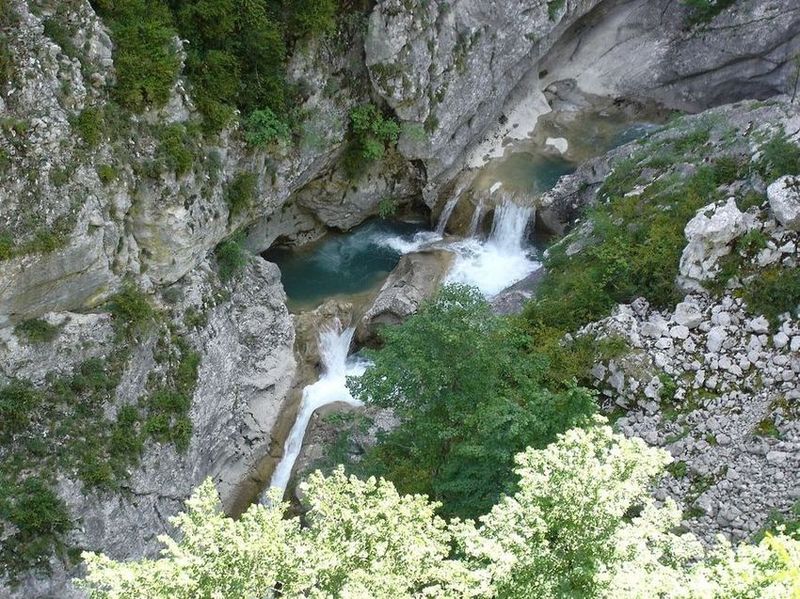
[454,419,698,597]
[79,469,478,598]
[78,420,800,598]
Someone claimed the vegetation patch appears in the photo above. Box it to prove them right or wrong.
[243,108,290,148]
[144,333,199,453]
[742,266,800,330]
[547,0,565,20]
[107,283,155,339]
[14,318,61,343]
[155,122,199,176]
[757,133,800,180]
[224,172,257,218]
[215,233,249,283]
[349,285,596,519]
[344,103,400,177]
[90,0,180,111]
[682,0,737,26]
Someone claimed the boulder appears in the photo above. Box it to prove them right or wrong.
[767,175,800,231]
[679,199,748,290]
[357,249,455,343]
[674,299,704,329]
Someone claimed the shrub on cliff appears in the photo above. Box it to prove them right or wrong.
[91,0,180,111]
[344,103,400,177]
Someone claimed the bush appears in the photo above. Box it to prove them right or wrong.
[243,109,290,148]
[224,172,257,218]
[0,381,42,440]
[0,31,14,89]
[758,133,800,180]
[96,164,118,185]
[91,0,180,111]
[547,0,565,20]
[73,107,104,147]
[743,266,800,330]
[14,318,60,343]
[0,477,71,578]
[345,104,400,176]
[107,284,155,337]
[682,0,736,25]
[0,233,12,260]
[288,0,338,38]
[215,234,248,283]
[157,123,195,176]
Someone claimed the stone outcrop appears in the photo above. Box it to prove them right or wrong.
[357,249,454,343]
[679,199,752,291]
[1,255,296,597]
[768,175,800,231]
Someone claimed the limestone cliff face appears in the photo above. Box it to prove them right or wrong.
[0,0,419,328]
[365,0,605,192]
[1,256,296,597]
[365,0,800,204]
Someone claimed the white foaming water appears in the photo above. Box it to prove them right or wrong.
[375,230,442,254]
[435,196,460,235]
[268,323,368,496]
[446,201,540,297]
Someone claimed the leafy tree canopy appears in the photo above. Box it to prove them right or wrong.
[79,419,800,598]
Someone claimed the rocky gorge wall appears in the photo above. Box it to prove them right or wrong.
[2,0,800,596]
[365,0,800,208]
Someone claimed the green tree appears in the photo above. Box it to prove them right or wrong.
[78,420,800,598]
[350,285,595,518]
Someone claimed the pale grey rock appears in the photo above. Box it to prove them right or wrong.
[707,326,728,354]
[358,249,455,344]
[679,199,748,289]
[748,316,771,334]
[774,332,790,349]
[767,175,800,231]
[670,325,690,340]
[674,299,704,329]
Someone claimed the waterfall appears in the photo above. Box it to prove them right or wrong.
[267,322,367,497]
[445,199,540,297]
[435,196,459,235]
[467,199,485,238]
[488,201,533,252]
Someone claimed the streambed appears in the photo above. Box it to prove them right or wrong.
[258,105,664,501]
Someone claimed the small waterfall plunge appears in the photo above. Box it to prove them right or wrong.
[435,196,460,235]
[467,199,485,237]
[446,199,540,297]
[488,201,534,254]
[267,323,368,496]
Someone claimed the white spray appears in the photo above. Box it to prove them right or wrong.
[446,198,540,297]
[267,322,368,497]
